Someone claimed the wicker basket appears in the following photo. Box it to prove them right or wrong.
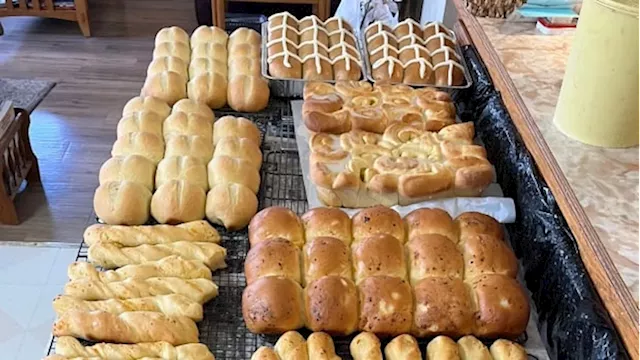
[465,0,527,17]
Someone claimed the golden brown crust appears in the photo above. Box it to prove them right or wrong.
[352,234,406,284]
[94,181,152,225]
[489,339,528,360]
[303,237,352,285]
[406,234,463,285]
[242,276,304,334]
[457,335,493,360]
[404,208,457,243]
[384,334,422,360]
[245,238,301,285]
[205,183,257,231]
[249,207,305,248]
[426,336,460,360]
[352,206,405,244]
[455,212,504,242]
[304,276,358,335]
[301,207,352,245]
[150,180,206,224]
[462,234,518,279]
[358,276,413,337]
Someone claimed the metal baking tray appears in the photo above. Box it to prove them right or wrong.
[260,22,367,98]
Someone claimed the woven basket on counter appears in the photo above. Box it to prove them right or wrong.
[465,0,527,17]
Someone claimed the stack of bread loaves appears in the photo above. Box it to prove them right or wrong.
[188,26,229,109]
[205,115,262,230]
[226,28,270,112]
[47,221,226,358]
[242,206,529,338]
[95,96,170,225]
[142,26,190,105]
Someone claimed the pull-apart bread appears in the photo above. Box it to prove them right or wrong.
[266,12,362,81]
[365,19,466,86]
[227,27,270,112]
[188,26,229,109]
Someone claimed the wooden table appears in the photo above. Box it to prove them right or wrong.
[211,0,331,28]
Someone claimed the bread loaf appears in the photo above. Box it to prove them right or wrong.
[191,25,228,46]
[63,277,218,303]
[151,180,206,224]
[187,72,228,109]
[83,220,220,246]
[303,237,351,285]
[68,255,212,282]
[53,310,198,345]
[205,183,258,230]
[156,156,208,191]
[163,111,213,140]
[141,71,187,105]
[53,294,203,321]
[172,98,215,121]
[155,26,190,45]
[358,276,413,337]
[207,155,260,194]
[111,131,165,164]
[189,57,228,80]
[93,181,152,225]
[99,155,156,191]
[213,137,262,170]
[242,276,304,334]
[245,238,301,285]
[227,74,270,112]
[122,96,170,118]
[213,115,261,146]
[227,27,270,112]
[249,207,304,248]
[384,334,421,360]
[153,41,190,63]
[116,111,164,140]
[350,332,382,360]
[165,134,213,164]
[54,336,215,360]
[147,56,189,81]
[274,331,308,360]
[304,276,358,335]
[88,240,227,270]
[352,234,406,284]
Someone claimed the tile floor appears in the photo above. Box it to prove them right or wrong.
[0,244,79,360]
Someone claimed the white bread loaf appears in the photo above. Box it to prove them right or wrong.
[155,26,190,45]
[99,155,156,191]
[189,57,228,80]
[151,180,206,224]
[165,134,213,164]
[227,74,270,112]
[147,56,189,81]
[214,136,262,170]
[93,181,151,225]
[228,56,261,78]
[141,71,187,106]
[156,156,208,191]
[153,41,190,63]
[187,72,228,109]
[163,111,213,140]
[213,115,261,146]
[111,131,165,164]
[172,98,215,121]
[116,111,164,140]
[228,27,261,48]
[192,43,228,64]
[191,25,228,46]
[206,183,258,231]
[122,96,170,118]
[208,155,260,193]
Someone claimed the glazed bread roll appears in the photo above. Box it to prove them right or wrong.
[53,310,198,345]
[213,115,261,146]
[163,111,213,140]
[83,220,220,246]
[307,332,341,360]
[352,234,406,284]
[426,336,460,360]
[122,96,171,118]
[155,26,190,45]
[207,155,260,194]
[151,180,206,224]
[249,207,304,248]
[99,155,156,191]
[406,234,464,285]
[153,41,190,63]
[63,277,218,303]
[242,276,305,334]
[304,276,358,335]
[116,111,164,140]
[412,277,474,337]
[87,240,227,270]
[252,347,280,360]
[156,156,208,191]
[165,134,213,164]
[457,335,492,360]
[274,331,308,360]
[303,237,352,285]
[141,71,187,106]
[147,56,189,81]
[93,181,152,225]
[357,276,413,336]
[205,183,258,231]
[111,131,165,164]
[67,255,212,282]
[54,336,215,360]
[352,206,405,244]
[350,332,383,360]
[404,208,457,243]
[227,74,270,112]
[191,25,228,46]
[245,238,301,285]
[301,207,352,245]
[489,339,528,360]
[172,98,215,121]
[384,335,421,360]
[213,136,262,171]
[187,72,228,109]
[53,294,203,321]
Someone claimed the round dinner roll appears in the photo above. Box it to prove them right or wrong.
[111,131,165,164]
[165,134,213,165]
[242,276,305,334]
[187,72,228,109]
[190,25,229,46]
[122,96,170,118]
[206,183,258,231]
[99,155,156,191]
[227,57,261,78]
[153,41,190,63]
[304,275,359,335]
[116,111,164,140]
[228,27,261,48]
[163,111,213,140]
[154,26,189,45]
[227,75,270,113]
[301,207,352,245]
[141,71,187,106]
[147,56,188,81]
[248,207,304,249]
[172,98,215,121]
[94,180,152,225]
[244,238,301,285]
[156,156,208,191]
[191,43,228,63]
[213,116,261,146]
[189,58,228,80]
[207,155,260,194]
[213,137,262,171]
[151,180,206,224]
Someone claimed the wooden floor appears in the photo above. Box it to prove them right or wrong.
[0,1,200,242]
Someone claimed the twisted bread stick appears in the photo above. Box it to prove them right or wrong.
[68,256,212,282]
[53,336,214,360]
[53,294,203,321]
[88,241,227,270]
[45,356,162,360]
[83,220,220,246]
[52,311,199,345]
[63,277,218,303]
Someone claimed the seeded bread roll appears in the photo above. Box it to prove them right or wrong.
[249,207,304,248]
[172,98,215,121]
[122,96,171,118]
[304,276,358,335]
[303,237,351,286]
[213,137,262,171]
[406,234,463,286]
[165,134,213,165]
[155,156,208,191]
[245,238,301,285]
[352,234,406,284]
[99,155,156,191]
[111,131,165,164]
[242,276,305,334]
[116,111,165,140]
[151,180,206,224]
[94,181,152,225]
[357,276,413,337]
[213,116,261,146]
[141,71,187,106]
[163,111,214,140]
[207,155,260,194]
[206,183,258,231]
[352,206,405,244]
[404,208,457,243]
[301,207,352,245]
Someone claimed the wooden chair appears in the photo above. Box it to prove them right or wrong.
[0,104,41,225]
[0,0,91,37]
[211,0,330,28]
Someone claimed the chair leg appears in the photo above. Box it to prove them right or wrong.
[75,0,91,37]
[27,156,41,185]
[0,181,19,225]
[212,0,226,29]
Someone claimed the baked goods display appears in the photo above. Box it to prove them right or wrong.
[302,81,457,134]
[364,19,467,86]
[188,26,228,109]
[243,206,529,338]
[266,12,363,81]
[227,28,270,112]
[250,331,340,360]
